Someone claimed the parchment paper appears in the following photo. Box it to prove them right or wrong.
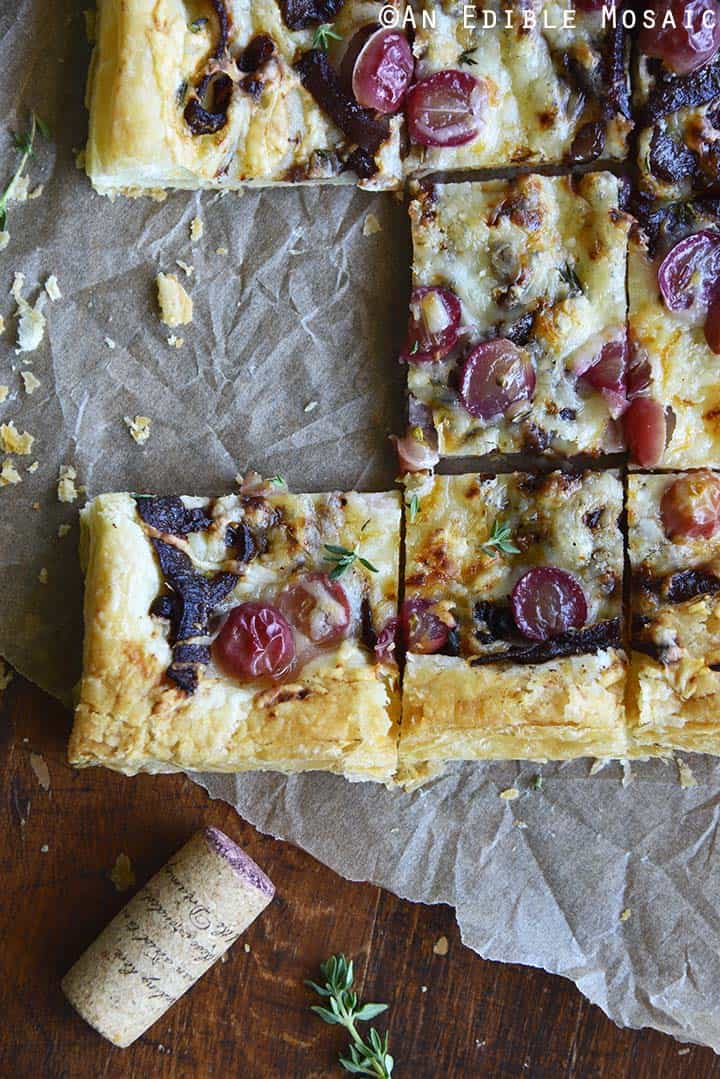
[3,0,720,1053]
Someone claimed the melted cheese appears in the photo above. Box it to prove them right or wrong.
[408,172,630,456]
[405,470,624,652]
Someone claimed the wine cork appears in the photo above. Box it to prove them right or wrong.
[62,827,275,1047]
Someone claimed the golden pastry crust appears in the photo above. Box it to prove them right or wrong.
[400,650,628,775]
[69,489,400,782]
[399,471,627,775]
[407,0,631,174]
[86,0,403,194]
[628,472,720,754]
[628,212,720,469]
[407,172,630,457]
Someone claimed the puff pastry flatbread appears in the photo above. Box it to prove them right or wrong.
[69,484,400,781]
[399,470,628,782]
[86,0,404,194]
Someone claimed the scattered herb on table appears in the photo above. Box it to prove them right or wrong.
[270,474,285,486]
[480,519,520,557]
[530,774,543,790]
[312,22,342,50]
[0,112,49,231]
[307,954,394,1077]
[324,544,379,580]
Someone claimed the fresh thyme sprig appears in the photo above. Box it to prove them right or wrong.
[313,22,342,50]
[324,543,378,580]
[0,112,49,231]
[306,955,394,1077]
[406,493,420,523]
[480,519,520,556]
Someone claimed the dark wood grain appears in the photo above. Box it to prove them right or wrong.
[1,673,718,1078]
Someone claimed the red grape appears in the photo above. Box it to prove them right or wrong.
[406,70,485,147]
[658,229,720,313]
[581,335,629,419]
[401,286,462,363]
[277,573,351,644]
[639,0,720,74]
[623,396,667,467]
[391,431,440,472]
[401,598,451,654]
[374,617,400,663]
[214,602,295,680]
[351,28,414,114]
[458,340,535,420]
[511,568,588,642]
[660,470,720,539]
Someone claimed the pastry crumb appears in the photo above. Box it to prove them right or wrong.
[27,460,39,473]
[124,414,152,445]
[0,231,9,252]
[167,334,184,349]
[304,400,318,413]
[619,908,632,923]
[30,752,51,791]
[420,985,428,993]
[0,421,34,455]
[38,567,48,585]
[432,936,449,957]
[109,853,136,892]
[21,370,41,395]
[363,212,381,237]
[0,459,22,486]
[45,274,62,301]
[0,316,5,335]
[514,819,528,829]
[589,758,609,776]
[620,760,634,787]
[176,259,194,277]
[500,787,520,800]
[190,216,204,241]
[0,386,9,403]
[57,464,78,503]
[677,758,697,789]
[58,523,71,538]
[11,272,46,353]
[156,272,193,327]
[243,943,251,953]
[104,336,116,350]
[40,844,49,854]
[216,245,228,255]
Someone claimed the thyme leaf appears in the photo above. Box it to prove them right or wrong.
[323,543,379,580]
[307,955,393,1078]
[480,519,520,556]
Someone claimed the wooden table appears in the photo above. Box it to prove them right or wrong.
[2,674,717,1078]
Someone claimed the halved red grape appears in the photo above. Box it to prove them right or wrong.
[511,568,588,642]
[627,344,652,399]
[581,335,629,419]
[277,572,351,644]
[623,396,667,467]
[375,616,400,663]
[406,70,485,147]
[214,602,295,680]
[639,0,720,74]
[459,340,535,420]
[705,291,720,352]
[351,28,414,114]
[401,598,451,654]
[657,229,720,313]
[401,286,462,363]
[391,430,440,472]
[661,470,720,539]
